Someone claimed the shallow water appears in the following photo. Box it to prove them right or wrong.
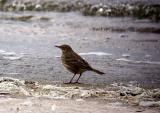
[0,11,160,88]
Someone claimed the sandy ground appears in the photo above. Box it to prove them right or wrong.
[0,96,159,113]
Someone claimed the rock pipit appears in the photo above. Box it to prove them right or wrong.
[55,44,105,83]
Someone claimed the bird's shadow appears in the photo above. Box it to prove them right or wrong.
[63,82,82,85]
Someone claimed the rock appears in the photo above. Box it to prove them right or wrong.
[120,92,126,96]
[135,109,145,112]
[152,89,160,100]
[0,77,24,86]
[0,77,30,96]
[119,85,144,96]
[0,92,11,95]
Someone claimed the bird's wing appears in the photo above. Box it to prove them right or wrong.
[65,51,91,70]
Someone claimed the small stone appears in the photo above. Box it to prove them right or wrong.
[126,91,139,96]
[120,92,126,96]
[25,80,35,85]
[152,91,160,99]
[135,109,145,112]
[17,107,20,111]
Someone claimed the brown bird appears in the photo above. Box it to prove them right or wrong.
[55,44,105,83]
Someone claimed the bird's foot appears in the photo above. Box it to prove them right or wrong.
[63,81,72,84]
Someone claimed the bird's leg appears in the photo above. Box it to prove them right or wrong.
[75,73,82,83]
[65,74,76,84]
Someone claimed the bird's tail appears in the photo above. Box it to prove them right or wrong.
[91,68,105,75]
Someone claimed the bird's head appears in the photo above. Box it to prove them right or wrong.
[55,44,73,52]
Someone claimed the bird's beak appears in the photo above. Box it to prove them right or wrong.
[55,45,61,48]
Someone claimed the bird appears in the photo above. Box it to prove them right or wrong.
[55,44,105,83]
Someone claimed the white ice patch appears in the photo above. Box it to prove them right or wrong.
[1,52,16,56]
[116,58,160,65]
[0,49,23,60]
[79,52,112,56]
[3,56,22,60]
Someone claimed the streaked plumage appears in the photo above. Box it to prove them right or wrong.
[55,44,105,83]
